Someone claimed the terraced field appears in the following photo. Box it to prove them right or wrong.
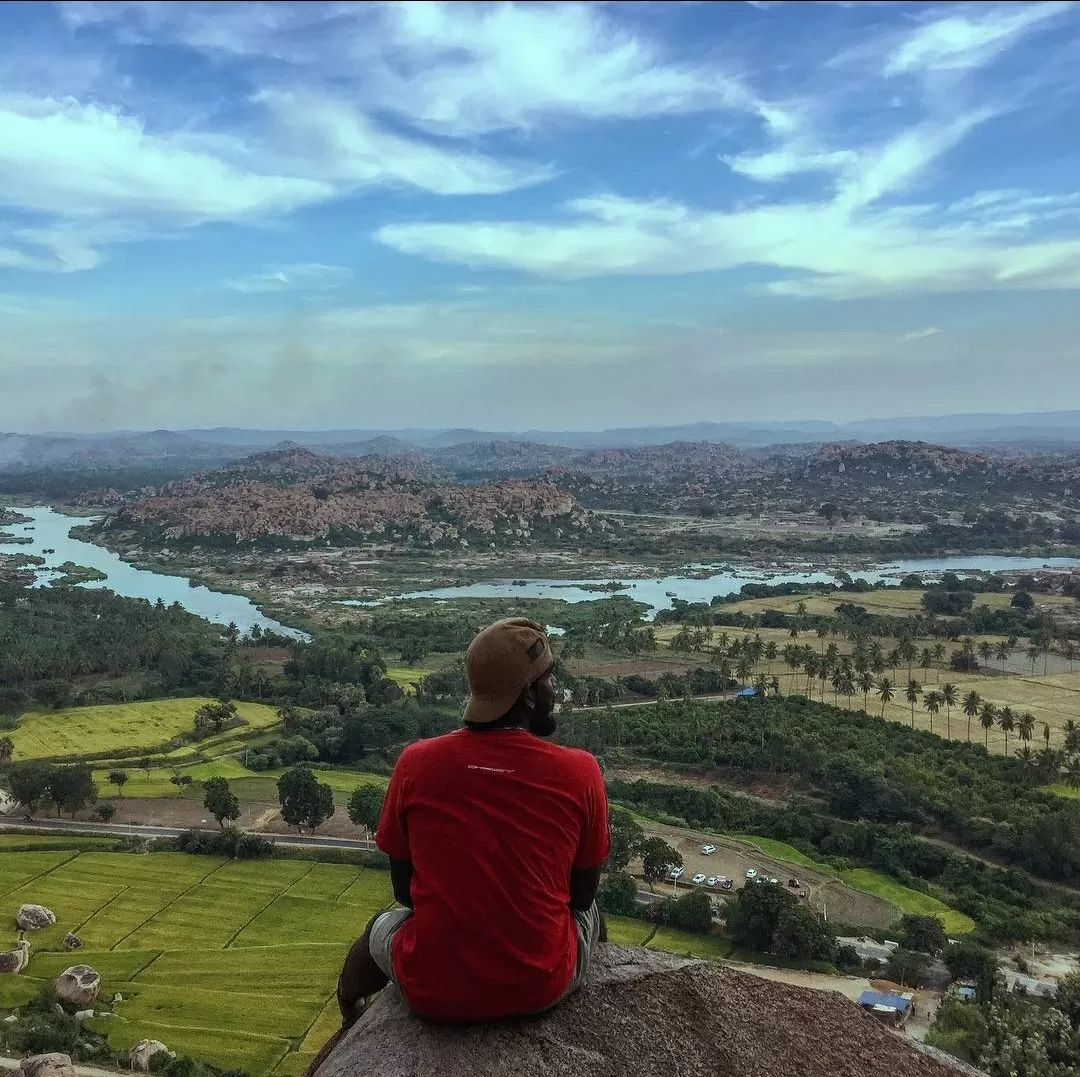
[0,849,394,1076]
[8,698,282,761]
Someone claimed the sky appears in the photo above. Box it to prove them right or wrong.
[1,0,1079,433]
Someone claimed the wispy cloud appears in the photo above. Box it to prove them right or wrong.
[902,327,941,341]
[884,2,1073,76]
[224,263,354,294]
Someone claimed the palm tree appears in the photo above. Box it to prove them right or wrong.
[858,671,875,712]
[998,706,1016,755]
[940,683,957,740]
[1018,711,1036,747]
[736,654,754,684]
[995,640,1011,673]
[876,677,895,717]
[1044,723,1052,749]
[899,639,917,678]
[905,679,922,727]
[1016,744,1036,773]
[764,641,778,674]
[978,641,994,666]
[839,667,856,710]
[920,648,934,680]
[1063,719,1080,757]
[923,690,942,735]
[979,701,998,748]
[1027,645,1040,676]
[1066,756,1080,791]
[887,648,901,678]
[961,690,981,742]
[816,625,829,653]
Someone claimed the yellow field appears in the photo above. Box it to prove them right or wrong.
[870,671,1080,752]
[9,698,281,761]
[719,589,1028,617]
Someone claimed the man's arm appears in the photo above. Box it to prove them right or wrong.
[569,864,601,912]
[389,856,414,909]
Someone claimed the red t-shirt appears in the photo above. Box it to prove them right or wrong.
[375,727,609,1022]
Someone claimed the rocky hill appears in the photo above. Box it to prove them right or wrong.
[98,450,590,547]
[803,441,995,480]
[311,946,974,1077]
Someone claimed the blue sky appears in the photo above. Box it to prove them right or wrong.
[1,0,1079,432]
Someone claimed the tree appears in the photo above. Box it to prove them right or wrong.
[726,880,799,953]
[0,735,13,766]
[995,640,1011,672]
[857,671,875,712]
[941,683,957,739]
[924,690,943,736]
[7,760,53,815]
[962,690,981,742]
[194,699,238,736]
[94,802,117,823]
[980,701,998,748]
[885,948,928,988]
[203,776,241,828]
[876,677,895,717]
[346,784,385,838]
[49,764,97,819]
[607,809,645,872]
[108,770,129,797]
[1018,711,1036,746]
[639,836,682,882]
[277,765,335,834]
[998,706,1016,755]
[140,757,153,782]
[899,913,947,955]
[667,889,714,935]
[773,902,834,961]
[1011,589,1035,610]
[598,871,638,917]
[906,679,922,727]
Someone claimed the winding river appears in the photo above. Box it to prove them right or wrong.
[349,555,1080,618]
[2,504,306,639]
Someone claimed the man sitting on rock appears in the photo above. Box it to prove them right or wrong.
[336,617,609,1026]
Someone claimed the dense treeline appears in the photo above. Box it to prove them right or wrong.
[578,696,1080,883]
[0,584,236,713]
[606,777,1080,943]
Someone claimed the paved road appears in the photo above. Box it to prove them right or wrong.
[0,816,378,852]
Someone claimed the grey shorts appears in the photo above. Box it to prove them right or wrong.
[369,902,604,1008]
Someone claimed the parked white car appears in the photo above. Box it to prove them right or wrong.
[691,873,707,885]
[769,877,780,885]
[701,844,717,855]
[745,868,758,879]
[669,866,684,880]
[706,876,719,887]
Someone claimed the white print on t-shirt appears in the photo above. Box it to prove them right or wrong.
[467,764,516,774]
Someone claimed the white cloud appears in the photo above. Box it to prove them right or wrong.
[885,2,1073,76]
[254,89,555,195]
[376,190,1080,298]
[901,327,941,341]
[224,263,354,293]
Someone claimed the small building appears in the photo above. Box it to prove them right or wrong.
[954,984,978,1004]
[858,990,914,1027]
[1012,974,1058,1000]
[837,936,899,966]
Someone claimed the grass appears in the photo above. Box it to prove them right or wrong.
[837,869,975,935]
[0,847,394,1076]
[1048,782,1080,799]
[647,927,733,960]
[8,697,281,761]
[729,835,821,870]
[604,915,652,947]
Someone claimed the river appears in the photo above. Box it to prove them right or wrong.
[2,505,306,639]
[348,554,1080,618]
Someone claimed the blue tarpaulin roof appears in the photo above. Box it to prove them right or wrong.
[736,687,758,696]
[858,990,912,1012]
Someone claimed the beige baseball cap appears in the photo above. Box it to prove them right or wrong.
[463,617,553,724]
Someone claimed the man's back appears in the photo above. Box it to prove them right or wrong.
[376,727,608,1021]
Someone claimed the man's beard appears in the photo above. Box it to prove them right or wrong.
[528,709,557,738]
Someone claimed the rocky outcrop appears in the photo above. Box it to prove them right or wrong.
[130,1039,174,1071]
[17,1055,75,1077]
[54,964,100,1006]
[311,947,970,1077]
[16,904,56,931]
[0,939,30,974]
[62,932,82,951]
